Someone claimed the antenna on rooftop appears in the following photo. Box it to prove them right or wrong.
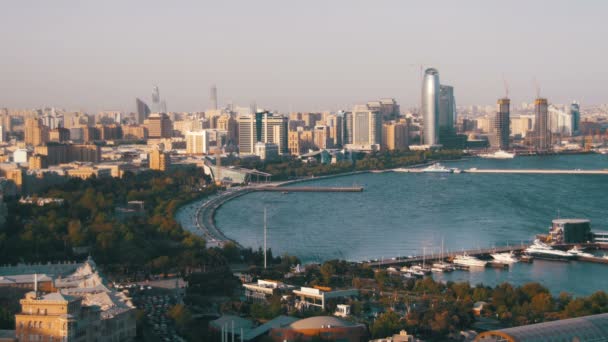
[502,74,509,98]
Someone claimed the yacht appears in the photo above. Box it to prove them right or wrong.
[452,254,487,268]
[524,239,575,261]
[410,264,431,275]
[491,251,519,264]
[603,254,608,260]
[567,246,595,258]
[479,150,516,159]
[431,262,455,272]
[422,163,453,173]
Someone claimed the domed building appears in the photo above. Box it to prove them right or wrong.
[268,316,367,342]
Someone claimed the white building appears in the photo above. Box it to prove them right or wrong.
[186,130,210,154]
[255,142,279,161]
[13,148,29,163]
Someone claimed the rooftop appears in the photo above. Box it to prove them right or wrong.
[288,316,361,330]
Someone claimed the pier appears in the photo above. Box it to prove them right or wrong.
[366,245,529,267]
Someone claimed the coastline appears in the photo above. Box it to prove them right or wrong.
[174,157,470,248]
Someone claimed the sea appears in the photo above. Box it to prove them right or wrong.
[212,154,608,296]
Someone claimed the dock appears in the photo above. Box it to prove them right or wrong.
[366,245,529,267]
[254,186,364,193]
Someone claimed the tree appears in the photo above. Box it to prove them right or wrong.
[320,262,336,285]
[371,311,402,338]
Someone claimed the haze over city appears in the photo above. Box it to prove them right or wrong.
[2,0,607,112]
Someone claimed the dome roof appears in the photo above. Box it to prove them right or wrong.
[288,316,358,330]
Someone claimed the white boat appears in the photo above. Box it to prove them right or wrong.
[567,246,595,258]
[453,254,487,268]
[603,254,608,260]
[431,262,455,272]
[410,264,431,275]
[479,150,515,159]
[452,168,462,174]
[422,163,453,173]
[524,239,575,261]
[400,266,410,273]
[491,251,519,264]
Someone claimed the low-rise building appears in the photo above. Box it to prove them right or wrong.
[293,286,358,310]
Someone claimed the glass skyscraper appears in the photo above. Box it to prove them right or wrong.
[421,68,440,145]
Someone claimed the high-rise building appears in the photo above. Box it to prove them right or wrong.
[49,127,70,142]
[570,101,580,135]
[144,113,173,139]
[326,114,343,147]
[367,98,400,120]
[186,131,210,154]
[151,85,161,113]
[351,105,381,147]
[421,68,440,145]
[216,114,238,144]
[136,98,151,124]
[534,98,550,151]
[24,118,49,146]
[491,98,510,150]
[438,85,455,133]
[149,147,170,171]
[382,120,409,150]
[343,111,353,145]
[288,130,314,155]
[313,125,331,149]
[238,113,288,155]
[210,85,218,110]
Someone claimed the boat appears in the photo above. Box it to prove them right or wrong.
[452,168,462,174]
[567,246,595,258]
[524,239,575,261]
[421,163,453,173]
[479,150,515,159]
[452,254,487,268]
[431,262,455,272]
[603,254,608,260]
[400,266,410,273]
[410,264,431,275]
[491,251,519,264]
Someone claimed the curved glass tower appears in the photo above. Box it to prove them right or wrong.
[422,68,440,145]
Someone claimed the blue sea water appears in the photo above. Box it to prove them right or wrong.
[214,154,608,296]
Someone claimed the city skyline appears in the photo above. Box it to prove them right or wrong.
[1,0,607,112]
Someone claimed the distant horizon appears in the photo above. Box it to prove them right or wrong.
[1,0,607,112]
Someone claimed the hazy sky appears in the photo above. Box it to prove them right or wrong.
[1,0,607,113]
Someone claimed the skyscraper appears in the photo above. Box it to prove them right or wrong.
[492,98,510,150]
[351,105,381,147]
[210,85,218,110]
[421,68,440,145]
[135,98,151,124]
[151,85,161,113]
[570,101,580,135]
[438,84,456,145]
[238,113,288,155]
[534,98,550,151]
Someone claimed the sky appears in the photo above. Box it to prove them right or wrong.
[1,0,607,113]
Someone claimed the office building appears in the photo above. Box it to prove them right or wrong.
[534,98,550,151]
[216,114,238,144]
[149,147,170,171]
[24,118,49,146]
[186,130,210,154]
[382,120,409,150]
[254,142,279,161]
[28,155,48,170]
[326,114,343,147]
[343,112,353,145]
[313,125,331,149]
[288,130,314,155]
[570,101,580,135]
[135,98,151,124]
[349,105,381,148]
[122,125,148,140]
[49,127,70,142]
[144,113,172,139]
[491,98,510,150]
[210,84,218,110]
[238,113,288,155]
[421,68,440,145]
[367,98,400,120]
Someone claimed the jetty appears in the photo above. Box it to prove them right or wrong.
[394,168,608,175]
[253,186,363,193]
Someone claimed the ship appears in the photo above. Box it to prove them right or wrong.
[479,150,515,159]
[567,246,595,258]
[431,262,455,272]
[491,251,519,264]
[452,254,487,268]
[524,239,575,261]
[422,163,453,173]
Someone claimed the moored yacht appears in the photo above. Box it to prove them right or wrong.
[524,239,575,261]
[567,246,595,258]
[422,163,453,173]
[452,254,487,268]
[479,150,515,159]
[432,262,455,272]
[491,251,519,264]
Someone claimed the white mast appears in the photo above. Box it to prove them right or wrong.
[264,207,267,269]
